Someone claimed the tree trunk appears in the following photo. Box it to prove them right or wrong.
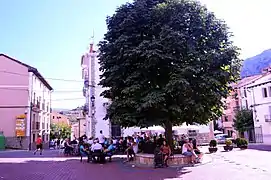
[239,131,245,138]
[164,121,173,149]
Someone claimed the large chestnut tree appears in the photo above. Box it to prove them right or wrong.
[98,0,241,146]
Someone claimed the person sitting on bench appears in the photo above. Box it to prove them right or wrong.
[91,139,104,163]
[104,140,115,162]
[79,143,90,162]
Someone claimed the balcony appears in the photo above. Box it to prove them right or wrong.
[264,115,271,122]
[32,101,41,112]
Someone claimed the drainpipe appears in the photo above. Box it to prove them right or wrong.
[28,74,33,151]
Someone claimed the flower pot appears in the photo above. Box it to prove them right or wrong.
[223,146,229,151]
[208,147,218,153]
[240,145,247,150]
[224,145,233,151]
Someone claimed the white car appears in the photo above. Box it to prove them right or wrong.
[215,134,234,144]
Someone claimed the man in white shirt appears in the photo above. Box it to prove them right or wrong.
[98,130,105,146]
[91,140,104,163]
[91,140,103,152]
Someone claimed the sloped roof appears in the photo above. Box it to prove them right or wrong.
[0,54,53,90]
[236,74,262,88]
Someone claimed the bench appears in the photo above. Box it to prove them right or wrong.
[134,153,192,167]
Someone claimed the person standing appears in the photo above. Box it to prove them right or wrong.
[34,135,43,155]
[98,130,105,147]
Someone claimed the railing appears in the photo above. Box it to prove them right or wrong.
[264,115,271,122]
[31,101,40,112]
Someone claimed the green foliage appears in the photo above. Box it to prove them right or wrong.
[209,140,217,147]
[235,138,241,147]
[237,138,248,147]
[233,109,254,133]
[98,0,241,131]
[225,139,232,146]
[241,138,248,146]
[50,123,71,140]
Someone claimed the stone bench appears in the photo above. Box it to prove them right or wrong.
[134,153,192,167]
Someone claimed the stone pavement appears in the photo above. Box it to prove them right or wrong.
[173,147,271,180]
[0,148,270,180]
[0,150,179,180]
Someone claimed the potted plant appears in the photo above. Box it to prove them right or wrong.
[239,138,248,150]
[223,139,233,151]
[208,140,218,153]
[235,138,241,148]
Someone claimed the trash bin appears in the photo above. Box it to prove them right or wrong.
[0,132,6,150]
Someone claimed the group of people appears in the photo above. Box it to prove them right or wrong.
[79,130,117,163]
[33,131,203,166]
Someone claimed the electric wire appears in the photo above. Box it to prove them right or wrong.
[0,70,84,82]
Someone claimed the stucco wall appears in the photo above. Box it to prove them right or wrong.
[0,55,29,148]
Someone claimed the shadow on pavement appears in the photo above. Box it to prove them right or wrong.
[248,144,271,152]
[0,155,191,180]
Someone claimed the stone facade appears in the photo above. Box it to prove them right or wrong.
[195,133,211,145]
[5,136,29,149]
[135,153,192,167]
[5,136,49,150]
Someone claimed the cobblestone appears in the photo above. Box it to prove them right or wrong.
[0,148,270,180]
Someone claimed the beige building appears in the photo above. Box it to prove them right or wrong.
[50,112,69,125]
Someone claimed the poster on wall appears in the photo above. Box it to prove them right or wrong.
[15,114,26,137]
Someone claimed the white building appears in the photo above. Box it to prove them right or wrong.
[246,71,271,143]
[81,43,112,138]
[29,72,53,146]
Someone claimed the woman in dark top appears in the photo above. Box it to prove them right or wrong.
[191,139,203,159]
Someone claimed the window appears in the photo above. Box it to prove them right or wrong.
[262,88,268,98]
[32,134,36,143]
[245,100,248,109]
[33,93,36,103]
[53,116,54,119]
[269,87,271,97]
[224,116,229,122]
[35,122,40,130]
[244,89,247,98]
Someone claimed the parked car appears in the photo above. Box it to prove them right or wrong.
[215,134,234,144]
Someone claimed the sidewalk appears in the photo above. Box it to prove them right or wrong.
[176,148,271,180]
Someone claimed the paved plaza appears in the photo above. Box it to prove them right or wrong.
[0,147,270,180]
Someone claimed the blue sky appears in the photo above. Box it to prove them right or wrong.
[0,0,130,109]
[0,0,271,109]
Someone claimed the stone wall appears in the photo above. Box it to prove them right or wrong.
[135,154,192,167]
[195,133,211,145]
[5,136,29,149]
[5,136,49,150]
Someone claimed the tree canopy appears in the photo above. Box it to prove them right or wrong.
[98,0,241,136]
[50,123,71,140]
[233,109,254,133]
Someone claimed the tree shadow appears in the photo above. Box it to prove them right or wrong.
[0,156,191,180]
